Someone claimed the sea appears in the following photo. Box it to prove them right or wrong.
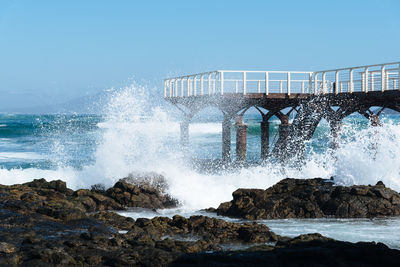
[1,85,400,248]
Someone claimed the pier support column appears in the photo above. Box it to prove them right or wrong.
[330,120,342,149]
[370,114,380,126]
[260,118,270,161]
[235,117,247,164]
[222,115,231,163]
[180,121,189,153]
[278,115,290,150]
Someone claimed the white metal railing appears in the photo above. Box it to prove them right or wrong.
[312,62,400,95]
[164,62,400,98]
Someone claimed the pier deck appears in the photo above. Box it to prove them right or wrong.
[164,62,400,163]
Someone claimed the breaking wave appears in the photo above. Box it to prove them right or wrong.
[1,83,400,210]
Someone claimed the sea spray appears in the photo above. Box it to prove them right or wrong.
[0,83,400,210]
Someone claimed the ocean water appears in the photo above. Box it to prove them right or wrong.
[1,84,400,248]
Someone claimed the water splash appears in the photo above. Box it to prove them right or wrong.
[0,83,400,210]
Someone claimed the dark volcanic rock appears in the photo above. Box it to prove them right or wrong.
[171,234,400,266]
[90,211,135,230]
[1,178,400,266]
[106,177,178,209]
[127,215,279,244]
[216,178,400,219]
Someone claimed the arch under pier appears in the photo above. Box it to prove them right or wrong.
[164,62,400,164]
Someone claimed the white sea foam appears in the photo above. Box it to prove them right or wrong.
[0,83,400,211]
[0,152,43,161]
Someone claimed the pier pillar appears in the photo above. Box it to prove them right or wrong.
[222,115,231,163]
[260,118,270,161]
[180,121,189,153]
[278,115,290,149]
[330,120,342,149]
[370,114,380,126]
[235,117,247,164]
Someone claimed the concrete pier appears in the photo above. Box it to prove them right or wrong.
[260,119,270,160]
[165,61,400,163]
[370,114,380,126]
[180,121,189,152]
[235,117,247,163]
[330,120,342,149]
[222,115,231,163]
[278,115,290,152]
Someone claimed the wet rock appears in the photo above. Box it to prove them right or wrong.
[170,236,400,266]
[106,175,179,209]
[0,242,16,253]
[1,178,399,266]
[24,178,71,194]
[127,215,278,245]
[216,178,400,219]
[90,211,135,230]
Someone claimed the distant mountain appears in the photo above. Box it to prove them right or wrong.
[0,91,110,114]
[0,89,165,114]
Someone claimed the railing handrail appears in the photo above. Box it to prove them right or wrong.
[165,70,313,81]
[314,62,400,74]
[164,62,400,98]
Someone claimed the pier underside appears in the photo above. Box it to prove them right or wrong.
[166,91,400,163]
[165,62,400,164]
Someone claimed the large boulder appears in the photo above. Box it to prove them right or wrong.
[216,178,400,219]
[106,174,178,209]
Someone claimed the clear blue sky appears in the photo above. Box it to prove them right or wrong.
[0,0,399,110]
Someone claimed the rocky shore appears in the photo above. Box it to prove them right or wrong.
[216,178,400,219]
[0,177,400,266]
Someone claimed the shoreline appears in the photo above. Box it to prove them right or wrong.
[0,175,400,265]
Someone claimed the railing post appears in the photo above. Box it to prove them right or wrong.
[169,80,172,97]
[280,81,283,93]
[257,80,261,93]
[371,74,375,91]
[163,80,167,98]
[181,78,184,97]
[243,72,247,95]
[174,79,178,97]
[213,76,216,95]
[208,73,211,95]
[314,73,318,94]
[265,72,269,95]
[215,72,219,95]
[187,77,191,96]
[365,67,369,92]
[381,65,385,92]
[398,63,400,90]
[335,71,339,95]
[322,72,326,94]
[301,81,304,93]
[200,75,204,95]
[361,73,365,92]
[287,72,291,95]
[386,72,389,90]
[349,69,354,93]
[309,73,313,94]
[193,76,197,96]
[220,71,224,95]
[235,80,238,93]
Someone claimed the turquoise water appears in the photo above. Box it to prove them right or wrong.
[0,114,101,170]
[1,86,400,249]
[0,112,392,170]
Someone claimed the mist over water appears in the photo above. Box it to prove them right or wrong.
[0,84,400,211]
